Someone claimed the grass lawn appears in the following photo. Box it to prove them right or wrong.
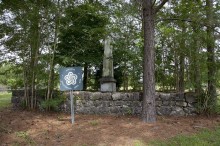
[0,92,12,108]
[150,127,220,146]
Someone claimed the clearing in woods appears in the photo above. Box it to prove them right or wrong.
[0,107,220,146]
[1,92,220,145]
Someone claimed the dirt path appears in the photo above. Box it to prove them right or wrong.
[0,107,220,146]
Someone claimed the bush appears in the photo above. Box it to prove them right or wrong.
[40,95,66,111]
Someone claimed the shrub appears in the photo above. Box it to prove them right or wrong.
[40,95,66,111]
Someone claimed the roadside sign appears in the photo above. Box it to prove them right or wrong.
[59,67,83,124]
[59,67,83,91]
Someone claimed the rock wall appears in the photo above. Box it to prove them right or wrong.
[61,91,197,116]
[11,90,198,116]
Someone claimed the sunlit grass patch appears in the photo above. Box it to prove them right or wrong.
[133,140,146,146]
[15,131,36,145]
[89,120,99,126]
[150,127,220,146]
[0,92,12,108]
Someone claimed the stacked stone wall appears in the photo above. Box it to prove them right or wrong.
[11,90,198,116]
[60,91,197,116]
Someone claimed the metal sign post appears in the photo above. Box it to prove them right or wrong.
[70,90,74,124]
[59,67,83,125]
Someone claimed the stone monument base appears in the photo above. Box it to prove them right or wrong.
[100,77,116,92]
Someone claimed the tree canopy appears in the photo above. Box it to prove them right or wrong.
[0,0,219,121]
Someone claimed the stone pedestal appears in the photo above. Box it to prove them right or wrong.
[100,77,116,92]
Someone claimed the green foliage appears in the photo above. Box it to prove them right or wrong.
[151,127,220,146]
[0,0,219,109]
[0,63,23,89]
[40,94,66,111]
[196,89,220,115]
[126,107,132,115]
[20,99,27,109]
[0,92,12,108]
[57,2,108,67]
[39,90,66,111]
[109,0,142,91]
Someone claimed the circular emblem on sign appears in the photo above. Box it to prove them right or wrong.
[64,72,78,85]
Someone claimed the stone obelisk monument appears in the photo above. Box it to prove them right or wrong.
[100,37,116,92]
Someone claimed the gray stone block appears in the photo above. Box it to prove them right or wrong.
[132,101,141,107]
[97,107,110,114]
[120,93,128,101]
[93,101,102,107]
[170,101,176,106]
[76,100,83,107]
[115,101,123,106]
[160,93,171,100]
[102,101,111,107]
[112,93,122,100]
[126,93,134,101]
[73,91,84,99]
[157,106,172,115]
[175,93,185,101]
[110,107,120,114]
[185,95,197,103]
[176,101,187,107]
[134,107,142,115]
[100,82,116,92]
[171,107,185,116]
[90,92,102,100]
[163,101,170,106]
[101,92,112,100]
[156,100,162,107]
[84,101,94,107]
[83,92,90,100]
[133,92,140,101]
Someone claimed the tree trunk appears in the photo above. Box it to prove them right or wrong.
[83,63,88,90]
[192,25,202,95]
[177,25,186,93]
[30,4,40,109]
[206,0,217,109]
[23,66,29,107]
[174,45,179,92]
[178,53,185,93]
[47,0,60,101]
[142,0,156,123]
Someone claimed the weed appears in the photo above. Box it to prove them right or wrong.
[133,140,145,146]
[89,120,99,126]
[126,108,133,115]
[15,131,36,145]
[16,131,29,139]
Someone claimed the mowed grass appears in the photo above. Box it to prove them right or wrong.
[0,92,12,108]
[150,127,220,146]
